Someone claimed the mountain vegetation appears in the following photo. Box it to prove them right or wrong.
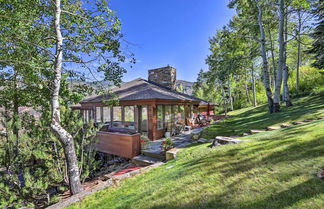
[193,0,324,113]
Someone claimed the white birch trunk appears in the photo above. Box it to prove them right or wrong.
[255,0,273,113]
[273,0,285,112]
[251,63,257,107]
[228,79,233,111]
[296,9,301,94]
[221,84,227,116]
[282,3,293,107]
[268,28,277,90]
[51,0,83,195]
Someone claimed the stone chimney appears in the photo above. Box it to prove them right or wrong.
[148,66,176,89]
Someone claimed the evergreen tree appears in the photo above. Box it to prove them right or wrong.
[308,1,324,69]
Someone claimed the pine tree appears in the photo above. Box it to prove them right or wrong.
[308,1,324,69]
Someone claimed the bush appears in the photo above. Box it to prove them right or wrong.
[289,66,324,96]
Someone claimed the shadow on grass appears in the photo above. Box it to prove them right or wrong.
[146,122,324,209]
[202,92,324,138]
[148,178,323,209]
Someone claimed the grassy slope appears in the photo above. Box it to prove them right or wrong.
[69,94,324,209]
[202,91,324,138]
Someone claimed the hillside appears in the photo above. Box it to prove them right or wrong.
[69,94,324,209]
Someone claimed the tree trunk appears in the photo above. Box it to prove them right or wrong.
[256,0,273,113]
[296,9,302,94]
[251,63,257,107]
[283,5,293,107]
[13,70,19,158]
[51,0,83,195]
[221,84,227,116]
[244,71,251,104]
[273,0,285,112]
[268,28,276,90]
[228,79,233,111]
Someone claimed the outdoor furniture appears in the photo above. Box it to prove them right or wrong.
[174,120,185,135]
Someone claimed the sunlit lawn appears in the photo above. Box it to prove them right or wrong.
[202,91,324,138]
[68,93,324,209]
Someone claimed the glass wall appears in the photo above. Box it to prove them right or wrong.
[96,107,102,123]
[124,106,135,129]
[173,105,179,123]
[112,106,122,127]
[157,105,163,130]
[179,105,185,122]
[165,105,172,132]
[103,107,111,124]
[83,109,93,123]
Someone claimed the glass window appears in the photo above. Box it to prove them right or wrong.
[83,110,88,123]
[112,106,122,127]
[96,107,101,123]
[179,105,185,122]
[141,106,148,134]
[157,105,163,130]
[173,105,179,122]
[165,105,172,132]
[103,107,111,123]
[124,106,135,129]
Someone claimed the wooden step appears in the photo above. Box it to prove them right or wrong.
[249,129,265,134]
[292,121,304,125]
[303,119,315,122]
[242,132,251,136]
[132,155,162,166]
[280,124,292,128]
[266,126,281,131]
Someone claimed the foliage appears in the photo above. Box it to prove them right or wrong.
[0,77,100,207]
[161,137,174,152]
[288,66,324,96]
[307,1,324,69]
[196,0,322,113]
[0,0,133,206]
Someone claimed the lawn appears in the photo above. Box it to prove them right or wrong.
[202,91,324,138]
[68,94,324,209]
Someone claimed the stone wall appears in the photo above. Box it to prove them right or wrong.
[148,66,176,89]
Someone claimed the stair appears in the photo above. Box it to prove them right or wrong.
[266,126,281,131]
[132,155,162,166]
[249,129,265,134]
[292,121,304,125]
[142,149,165,160]
[281,124,292,128]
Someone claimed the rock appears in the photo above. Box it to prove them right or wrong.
[317,116,324,120]
[209,136,242,148]
[303,119,315,122]
[280,124,292,128]
[215,136,242,144]
[249,129,265,134]
[197,138,208,143]
[317,169,324,179]
[292,121,304,125]
[132,155,161,166]
[242,132,251,136]
[191,129,203,140]
[166,148,179,161]
[266,126,281,131]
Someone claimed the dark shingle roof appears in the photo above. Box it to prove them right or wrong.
[80,78,209,104]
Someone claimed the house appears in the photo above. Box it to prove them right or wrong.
[76,66,214,158]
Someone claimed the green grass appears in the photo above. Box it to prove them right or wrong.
[202,92,324,138]
[68,94,324,209]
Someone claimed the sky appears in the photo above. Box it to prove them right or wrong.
[109,0,235,82]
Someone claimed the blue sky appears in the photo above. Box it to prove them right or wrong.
[109,0,235,82]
